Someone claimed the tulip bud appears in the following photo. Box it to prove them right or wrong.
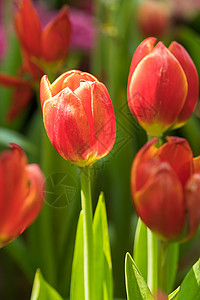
[14,0,71,72]
[137,0,170,38]
[127,38,199,136]
[131,136,200,241]
[0,144,44,248]
[40,70,116,167]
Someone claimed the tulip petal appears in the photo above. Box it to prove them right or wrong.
[157,136,193,187]
[91,82,116,157]
[0,73,33,120]
[127,37,156,100]
[0,145,44,247]
[0,72,28,86]
[14,0,41,57]
[41,6,71,62]
[0,145,28,244]
[40,75,52,110]
[74,81,116,158]
[133,163,185,240]
[131,138,158,193]
[50,70,98,96]
[18,164,44,234]
[169,42,199,128]
[128,42,188,136]
[193,156,200,173]
[43,88,91,164]
[185,173,200,240]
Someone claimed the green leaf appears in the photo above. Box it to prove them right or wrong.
[177,258,200,300]
[169,286,180,300]
[30,270,63,300]
[125,253,154,300]
[0,127,38,155]
[93,192,113,300]
[70,211,85,300]
[133,218,148,281]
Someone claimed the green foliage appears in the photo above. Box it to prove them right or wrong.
[30,270,63,300]
[177,258,200,300]
[125,253,154,300]
[133,219,148,282]
[169,286,180,300]
[70,193,113,300]
[93,192,113,300]
[70,211,85,300]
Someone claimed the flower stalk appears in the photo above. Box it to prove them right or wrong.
[147,229,158,295]
[80,167,93,300]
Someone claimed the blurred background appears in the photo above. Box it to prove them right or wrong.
[0,0,200,299]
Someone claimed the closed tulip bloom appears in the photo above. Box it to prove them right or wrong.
[127,37,199,136]
[131,136,200,241]
[40,70,116,167]
[137,0,170,38]
[0,144,44,248]
[14,0,71,69]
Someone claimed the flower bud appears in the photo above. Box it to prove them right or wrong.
[0,144,44,248]
[127,38,199,136]
[137,0,170,38]
[40,70,116,167]
[131,136,200,241]
[14,0,71,70]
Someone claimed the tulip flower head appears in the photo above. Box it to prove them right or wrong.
[40,70,116,167]
[131,136,200,241]
[0,144,44,248]
[14,0,71,75]
[137,0,171,38]
[127,38,199,136]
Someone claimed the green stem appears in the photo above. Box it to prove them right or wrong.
[147,229,158,295]
[80,167,93,300]
[158,241,169,293]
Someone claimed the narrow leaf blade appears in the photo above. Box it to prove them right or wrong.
[125,253,154,300]
[70,211,85,300]
[30,270,63,300]
[93,192,113,300]
[177,258,200,300]
[133,218,148,281]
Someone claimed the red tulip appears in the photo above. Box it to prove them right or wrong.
[0,144,44,248]
[131,136,200,241]
[40,70,116,167]
[0,73,33,120]
[14,0,71,70]
[137,0,170,38]
[127,37,199,136]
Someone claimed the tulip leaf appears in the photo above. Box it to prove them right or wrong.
[125,252,154,300]
[177,258,200,300]
[0,127,38,155]
[30,269,63,300]
[169,286,180,300]
[70,211,85,300]
[133,218,148,281]
[93,192,113,300]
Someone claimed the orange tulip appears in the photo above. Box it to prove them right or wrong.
[131,136,200,241]
[0,144,44,248]
[40,70,116,167]
[127,37,199,136]
[14,0,71,71]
